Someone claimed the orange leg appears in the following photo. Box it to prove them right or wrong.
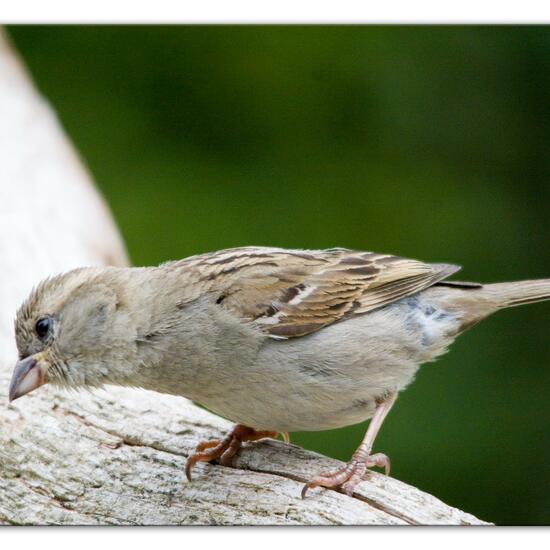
[185,425,279,481]
[302,393,396,498]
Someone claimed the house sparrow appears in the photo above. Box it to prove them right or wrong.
[8,246,550,497]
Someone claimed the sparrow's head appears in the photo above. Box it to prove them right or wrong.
[9,267,134,401]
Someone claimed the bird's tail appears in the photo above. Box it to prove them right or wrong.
[482,279,550,309]
[429,278,550,333]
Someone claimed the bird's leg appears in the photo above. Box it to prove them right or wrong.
[302,392,396,498]
[185,424,278,481]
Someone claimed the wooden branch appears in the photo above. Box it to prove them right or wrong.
[0,29,489,525]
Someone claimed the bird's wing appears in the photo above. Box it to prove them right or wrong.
[166,247,460,339]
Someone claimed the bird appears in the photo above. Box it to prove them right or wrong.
[8,246,550,497]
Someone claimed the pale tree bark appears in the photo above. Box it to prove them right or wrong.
[0,30,489,525]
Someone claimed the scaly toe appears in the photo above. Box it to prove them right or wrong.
[301,453,391,498]
[301,463,353,499]
[185,426,279,481]
[219,438,243,466]
[341,463,366,496]
[194,439,221,453]
[367,452,391,476]
[185,438,228,480]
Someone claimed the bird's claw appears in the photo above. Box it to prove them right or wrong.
[185,425,278,481]
[301,452,390,498]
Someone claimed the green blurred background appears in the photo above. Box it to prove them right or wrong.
[7,25,549,525]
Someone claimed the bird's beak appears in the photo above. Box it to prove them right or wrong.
[8,353,49,402]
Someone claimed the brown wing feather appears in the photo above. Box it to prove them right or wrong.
[164,247,460,339]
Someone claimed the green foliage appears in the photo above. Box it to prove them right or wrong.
[8,25,550,524]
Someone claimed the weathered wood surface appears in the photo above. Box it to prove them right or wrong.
[0,29,489,525]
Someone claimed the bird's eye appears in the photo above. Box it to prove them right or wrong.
[35,317,52,339]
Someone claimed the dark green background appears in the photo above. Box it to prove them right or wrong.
[7,26,550,525]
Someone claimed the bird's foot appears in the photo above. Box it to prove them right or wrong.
[301,452,390,498]
[185,424,279,481]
